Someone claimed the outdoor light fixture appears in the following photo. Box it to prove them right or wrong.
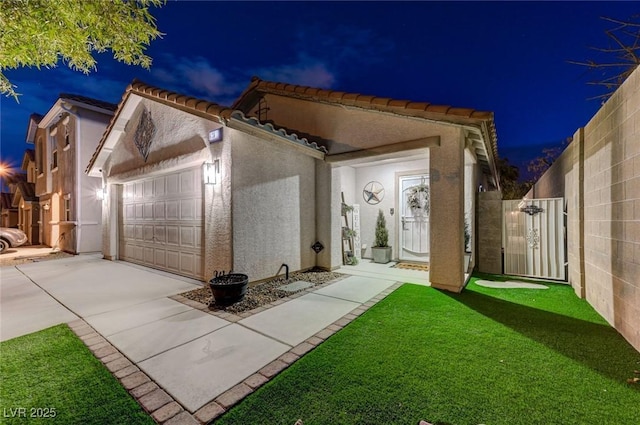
[203,160,220,185]
[43,202,50,211]
[96,186,106,201]
[208,128,223,143]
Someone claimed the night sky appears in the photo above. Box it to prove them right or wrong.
[1,1,637,181]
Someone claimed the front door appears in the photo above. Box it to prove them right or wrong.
[398,174,430,262]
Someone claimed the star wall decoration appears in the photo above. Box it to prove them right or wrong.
[363,181,384,205]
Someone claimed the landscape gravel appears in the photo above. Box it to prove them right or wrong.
[179,269,346,314]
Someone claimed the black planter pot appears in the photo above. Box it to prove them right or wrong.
[209,273,249,306]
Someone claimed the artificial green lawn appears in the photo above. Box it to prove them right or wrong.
[0,324,153,425]
[217,274,640,425]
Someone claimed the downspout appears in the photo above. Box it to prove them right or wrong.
[60,103,82,254]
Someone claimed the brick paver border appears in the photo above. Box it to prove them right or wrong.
[68,280,403,424]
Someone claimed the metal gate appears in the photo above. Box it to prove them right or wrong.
[502,198,566,280]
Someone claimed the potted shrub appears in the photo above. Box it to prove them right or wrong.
[371,209,392,264]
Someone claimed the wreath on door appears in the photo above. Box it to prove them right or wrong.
[407,183,430,216]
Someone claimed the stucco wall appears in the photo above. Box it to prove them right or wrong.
[75,109,111,252]
[343,158,428,259]
[230,130,317,281]
[525,67,640,352]
[315,162,343,271]
[108,100,210,177]
[103,99,231,280]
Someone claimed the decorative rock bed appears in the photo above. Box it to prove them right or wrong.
[179,268,345,314]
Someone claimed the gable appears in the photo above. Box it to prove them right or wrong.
[244,92,451,155]
[234,78,499,188]
[106,97,215,178]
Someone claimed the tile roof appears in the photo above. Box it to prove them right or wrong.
[233,77,498,164]
[0,192,14,210]
[5,173,27,184]
[230,111,328,154]
[25,113,43,143]
[86,79,234,174]
[13,181,37,204]
[29,113,43,123]
[24,149,35,162]
[59,93,118,112]
[235,77,494,120]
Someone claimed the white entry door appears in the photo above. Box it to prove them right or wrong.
[120,167,204,279]
[399,174,430,262]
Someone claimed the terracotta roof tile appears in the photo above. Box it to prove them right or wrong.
[425,104,451,113]
[447,108,475,117]
[371,97,391,106]
[387,99,410,108]
[355,95,375,105]
[407,102,431,111]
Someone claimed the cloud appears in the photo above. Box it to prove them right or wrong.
[151,55,243,104]
[250,25,393,88]
[253,57,335,88]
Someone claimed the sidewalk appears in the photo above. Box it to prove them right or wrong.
[1,255,408,424]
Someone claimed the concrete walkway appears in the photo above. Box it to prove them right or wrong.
[0,255,407,423]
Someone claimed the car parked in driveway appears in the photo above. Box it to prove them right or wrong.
[0,228,28,253]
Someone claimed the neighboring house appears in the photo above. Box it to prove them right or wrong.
[27,96,116,253]
[0,173,26,228]
[1,192,18,228]
[11,149,40,244]
[87,79,499,292]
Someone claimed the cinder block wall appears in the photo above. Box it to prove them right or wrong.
[525,67,640,352]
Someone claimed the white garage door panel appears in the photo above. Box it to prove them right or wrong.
[120,168,203,280]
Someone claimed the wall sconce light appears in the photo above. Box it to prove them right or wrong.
[96,186,106,201]
[203,160,220,185]
[43,202,50,211]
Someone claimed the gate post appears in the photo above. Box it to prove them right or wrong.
[477,191,502,274]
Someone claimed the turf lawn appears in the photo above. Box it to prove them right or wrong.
[216,274,640,425]
[0,324,153,425]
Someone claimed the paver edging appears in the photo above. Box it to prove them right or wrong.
[67,278,402,424]
[68,319,194,424]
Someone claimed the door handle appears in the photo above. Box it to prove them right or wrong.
[401,217,407,230]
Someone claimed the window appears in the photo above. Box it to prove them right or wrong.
[64,125,70,147]
[64,195,71,221]
[36,137,44,174]
[50,128,58,171]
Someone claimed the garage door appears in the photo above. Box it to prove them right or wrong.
[120,167,203,279]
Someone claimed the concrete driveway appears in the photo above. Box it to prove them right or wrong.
[0,254,199,341]
[1,254,401,418]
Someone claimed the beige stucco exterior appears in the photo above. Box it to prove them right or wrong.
[89,79,499,292]
[525,66,640,352]
[33,98,113,253]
